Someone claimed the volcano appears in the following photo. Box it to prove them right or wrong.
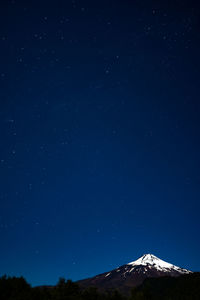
[78,254,192,294]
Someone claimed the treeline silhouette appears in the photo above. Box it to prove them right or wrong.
[0,273,200,300]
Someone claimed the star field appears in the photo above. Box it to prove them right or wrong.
[0,0,200,286]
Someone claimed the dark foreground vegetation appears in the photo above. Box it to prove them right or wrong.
[0,273,200,300]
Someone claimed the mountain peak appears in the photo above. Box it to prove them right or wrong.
[78,253,192,294]
[128,253,166,266]
[127,254,191,274]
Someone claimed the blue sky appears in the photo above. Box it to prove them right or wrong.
[0,0,200,286]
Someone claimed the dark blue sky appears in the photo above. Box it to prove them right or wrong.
[0,0,200,286]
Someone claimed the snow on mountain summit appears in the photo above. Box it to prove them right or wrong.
[127,254,191,274]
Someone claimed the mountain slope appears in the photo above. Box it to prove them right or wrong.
[78,254,192,294]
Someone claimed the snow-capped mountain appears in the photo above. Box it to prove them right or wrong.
[127,254,191,275]
[78,254,192,294]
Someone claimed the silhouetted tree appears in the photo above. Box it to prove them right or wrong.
[0,275,31,300]
[82,286,103,300]
[109,290,125,300]
[53,278,81,300]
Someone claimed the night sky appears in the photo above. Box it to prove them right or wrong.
[0,0,200,287]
